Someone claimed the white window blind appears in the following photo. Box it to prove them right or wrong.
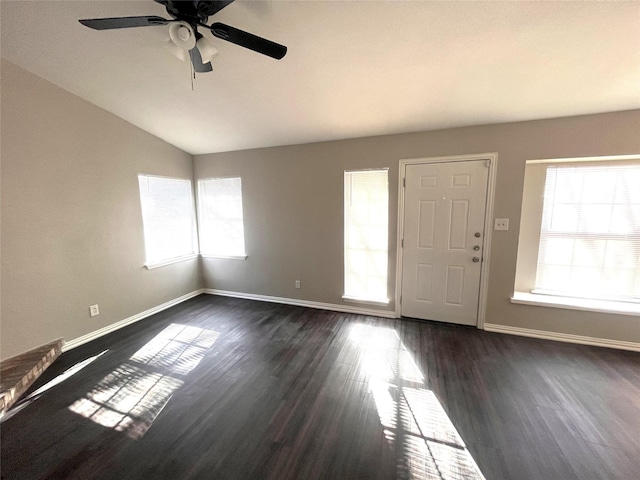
[344,169,389,302]
[197,177,246,257]
[535,163,640,303]
[138,175,196,265]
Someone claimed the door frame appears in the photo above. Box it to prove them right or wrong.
[394,153,498,328]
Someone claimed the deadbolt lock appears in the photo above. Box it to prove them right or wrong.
[474,232,481,238]
[473,257,480,263]
[473,245,480,251]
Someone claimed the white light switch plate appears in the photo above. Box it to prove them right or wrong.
[495,218,509,231]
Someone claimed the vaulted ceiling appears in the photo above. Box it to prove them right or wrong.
[2,1,639,154]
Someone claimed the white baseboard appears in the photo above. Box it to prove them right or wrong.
[203,289,396,319]
[62,289,204,352]
[484,323,640,352]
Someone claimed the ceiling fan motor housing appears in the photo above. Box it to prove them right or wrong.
[155,0,224,26]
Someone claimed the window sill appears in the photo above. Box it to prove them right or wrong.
[511,291,640,316]
[145,254,199,270]
[342,295,390,306]
[200,254,247,260]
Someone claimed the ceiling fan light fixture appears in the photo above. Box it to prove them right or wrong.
[164,39,188,62]
[196,36,218,64]
[168,21,196,51]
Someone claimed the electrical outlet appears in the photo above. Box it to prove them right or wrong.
[89,304,100,317]
[295,280,301,289]
[494,218,509,231]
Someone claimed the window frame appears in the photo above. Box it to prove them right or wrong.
[196,176,247,260]
[343,168,390,305]
[137,174,198,269]
[513,154,640,315]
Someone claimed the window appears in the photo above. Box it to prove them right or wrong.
[535,163,640,302]
[344,169,389,303]
[138,175,196,267]
[513,156,640,313]
[197,177,246,258]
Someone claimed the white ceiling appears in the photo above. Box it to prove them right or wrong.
[2,1,639,155]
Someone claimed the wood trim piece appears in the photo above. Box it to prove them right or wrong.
[203,289,396,318]
[484,323,640,352]
[511,291,640,316]
[0,339,63,417]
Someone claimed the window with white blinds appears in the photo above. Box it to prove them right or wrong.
[535,163,640,303]
[344,169,389,303]
[197,177,246,257]
[138,175,196,266]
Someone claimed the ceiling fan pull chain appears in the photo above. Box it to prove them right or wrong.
[190,60,195,91]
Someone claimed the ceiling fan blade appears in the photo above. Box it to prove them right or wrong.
[78,16,170,30]
[189,47,213,73]
[209,23,287,60]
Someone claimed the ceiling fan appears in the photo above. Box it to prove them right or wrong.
[78,0,287,73]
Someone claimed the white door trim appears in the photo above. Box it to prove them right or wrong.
[395,153,498,328]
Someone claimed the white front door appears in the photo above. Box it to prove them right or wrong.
[400,160,489,326]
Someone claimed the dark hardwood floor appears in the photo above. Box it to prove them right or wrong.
[2,294,639,479]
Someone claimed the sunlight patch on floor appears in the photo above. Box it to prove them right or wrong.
[69,324,219,439]
[351,323,485,480]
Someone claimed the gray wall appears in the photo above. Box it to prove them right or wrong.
[2,58,638,360]
[1,60,202,360]
[195,110,640,344]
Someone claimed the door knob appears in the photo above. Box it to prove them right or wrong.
[473,257,480,263]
